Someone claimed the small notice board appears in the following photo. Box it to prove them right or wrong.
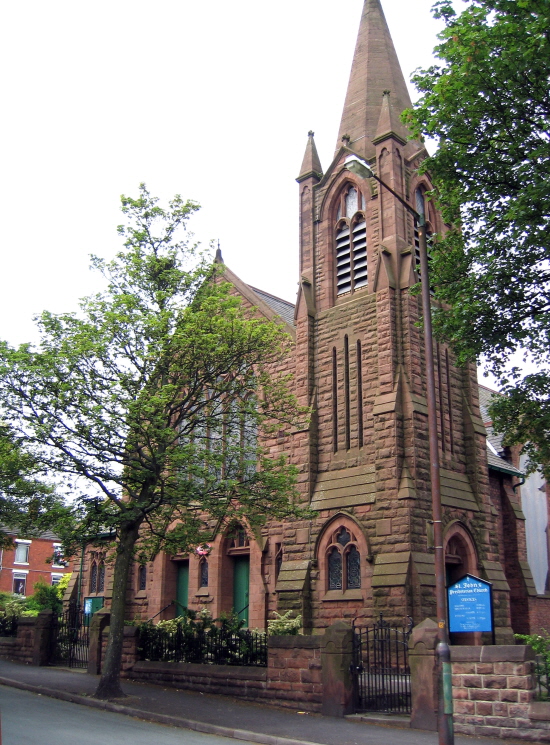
[448,574,494,642]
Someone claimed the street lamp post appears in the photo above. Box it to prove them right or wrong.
[345,154,454,745]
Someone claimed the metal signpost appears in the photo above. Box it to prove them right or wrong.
[448,574,495,645]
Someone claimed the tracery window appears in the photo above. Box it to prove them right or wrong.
[97,562,105,593]
[138,564,147,591]
[199,558,209,587]
[335,185,367,296]
[413,187,433,279]
[228,526,249,553]
[90,562,98,593]
[325,526,361,591]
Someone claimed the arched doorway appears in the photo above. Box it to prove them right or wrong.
[444,523,479,645]
[226,526,250,625]
[175,560,189,617]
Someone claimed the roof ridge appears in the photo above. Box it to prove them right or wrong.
[248,286,295,308]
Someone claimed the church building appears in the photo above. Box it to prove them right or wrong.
[76,0,549,639]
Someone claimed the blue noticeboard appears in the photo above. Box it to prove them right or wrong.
[448,574,493,634]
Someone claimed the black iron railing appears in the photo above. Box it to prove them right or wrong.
[352,614,413,714]
[138,624,267,666]
[50,606,89,668]
[0,614,18,637]
[535,656,550,701]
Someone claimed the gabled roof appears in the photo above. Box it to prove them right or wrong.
[249,286,296,327]
[478,384,523,477]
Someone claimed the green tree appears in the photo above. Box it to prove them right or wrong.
[406,0,550,476]
[0,184,307,698]
[0,423,68,547]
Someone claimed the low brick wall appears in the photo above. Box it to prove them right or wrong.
[127,635,322,712]
[267,636,322,711]
[0,618,36,665]
[452,645,550,742]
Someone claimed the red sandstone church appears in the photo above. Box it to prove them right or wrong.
[74,0,549,639]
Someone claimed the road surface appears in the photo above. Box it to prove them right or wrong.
[0,684,250,745]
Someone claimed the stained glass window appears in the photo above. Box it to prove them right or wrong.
[328,547,343,590]
[138,564,147,591]
[337,528,351,547]
[200,559,209,587]
[345,188,358,217]
[90,562,97,593]
[98,563,105,593]
[347,546,361,589]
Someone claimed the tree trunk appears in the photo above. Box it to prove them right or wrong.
[95,521,140,699]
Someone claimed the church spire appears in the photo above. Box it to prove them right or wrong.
[336,0,413,159]
[297,131,323,182]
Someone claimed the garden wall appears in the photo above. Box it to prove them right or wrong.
[452,645,550,742]
[119,630,323,712]
[0,612,52,666]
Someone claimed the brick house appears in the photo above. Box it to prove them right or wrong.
[0,530,71,597]
[76,0,549,638]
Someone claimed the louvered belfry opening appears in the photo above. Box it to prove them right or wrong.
[336,186,367,296]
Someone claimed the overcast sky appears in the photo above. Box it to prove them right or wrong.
[0,0,447,342]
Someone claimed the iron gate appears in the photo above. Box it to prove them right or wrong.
[351,614,413,714]
[50,606,89,669]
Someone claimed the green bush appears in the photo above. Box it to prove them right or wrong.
[25,579,63,615]
[267,610,302,636]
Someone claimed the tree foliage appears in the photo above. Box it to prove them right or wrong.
[406,0,550,475]
[0,184,308,697]
[0,423,68,546]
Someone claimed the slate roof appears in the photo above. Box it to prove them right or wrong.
[478,384,523,477]
[248,286,296,327]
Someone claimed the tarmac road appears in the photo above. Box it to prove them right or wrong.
[0,685,250,745]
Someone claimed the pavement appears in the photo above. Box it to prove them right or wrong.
[0,658,522,745]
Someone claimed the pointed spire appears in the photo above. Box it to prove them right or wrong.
[373,90,409,145]
[297,131,323,182]
[215,240,224,264]
[336,0,413,159]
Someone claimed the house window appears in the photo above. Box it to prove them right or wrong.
[335,186,367,296]
[14,540,30,564]
[13,572,27,595]
[199,558,209,588]
[325,526,362,591]
[138,564,147,591]
[51,573,64,587]
[52,543,66,568]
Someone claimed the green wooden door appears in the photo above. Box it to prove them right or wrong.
[233,556,250,625]
[176,561,189,617]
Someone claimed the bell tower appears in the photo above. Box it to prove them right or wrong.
[287,0,514,639]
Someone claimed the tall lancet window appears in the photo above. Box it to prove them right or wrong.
[335,185,367,296]
[413,186,433,279]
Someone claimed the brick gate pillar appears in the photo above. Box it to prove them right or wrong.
[409,618,439,731]
[32,609,54,666]
[321,621,354,717]
[87,608,110,675]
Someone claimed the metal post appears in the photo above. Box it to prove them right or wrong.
[344,156,454,745]
[418,223,454,745]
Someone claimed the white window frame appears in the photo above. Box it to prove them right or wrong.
[14,539,31,565]
[51,543,66,568]
[12,569,29,595]
[51,573,64,586]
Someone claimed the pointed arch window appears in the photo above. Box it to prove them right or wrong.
[335,185,367,296]
[325,526,362,591]
[138,564,147,591]
[413,186,433,280]
[199,558,209,588]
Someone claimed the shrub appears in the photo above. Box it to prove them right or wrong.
[25,579,63,615]
[267,610,302,636]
